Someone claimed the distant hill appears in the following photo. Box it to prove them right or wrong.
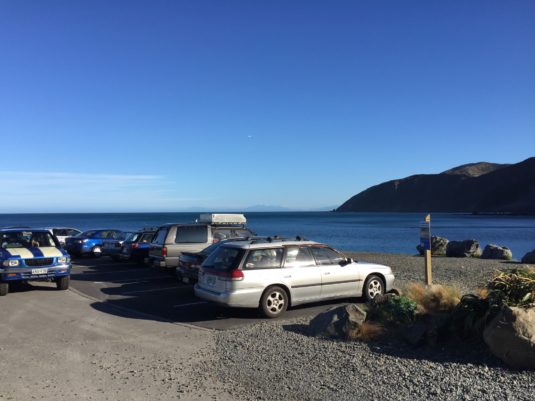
[336,157,535,214]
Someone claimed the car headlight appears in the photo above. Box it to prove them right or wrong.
[57,256,70,264]
[2,259,20,267]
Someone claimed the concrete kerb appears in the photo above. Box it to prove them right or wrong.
[68,286,213,333]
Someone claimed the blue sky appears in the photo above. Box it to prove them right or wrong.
[0,1,533,212]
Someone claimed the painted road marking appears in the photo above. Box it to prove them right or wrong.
[122,286,183,295]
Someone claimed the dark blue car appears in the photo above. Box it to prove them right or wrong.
[64,229,123,257]
[119,230,156,262]
[0,228,71,296]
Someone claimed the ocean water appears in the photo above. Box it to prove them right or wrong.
[1,212,534,259]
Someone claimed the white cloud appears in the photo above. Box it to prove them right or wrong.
[0,171,200,212]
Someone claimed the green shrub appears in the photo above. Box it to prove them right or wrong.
[368,295,417,326]
[487,268,535,307]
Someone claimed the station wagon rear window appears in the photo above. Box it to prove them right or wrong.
[175,226,208,243]
[203,247,245,272]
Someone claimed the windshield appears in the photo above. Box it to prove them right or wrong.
[79,230,98,238]
[1,231,58,249]
[202,246,245,272]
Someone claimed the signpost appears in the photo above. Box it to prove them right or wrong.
[420,214,432,285]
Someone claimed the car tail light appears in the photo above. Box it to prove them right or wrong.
[162,247,167,257]
[131,243,139,249]
[216,269,244,281]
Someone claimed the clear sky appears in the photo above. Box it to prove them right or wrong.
[0,1,533,212]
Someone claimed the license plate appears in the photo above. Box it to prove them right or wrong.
[182,277,190,284]
[32,268,48,275]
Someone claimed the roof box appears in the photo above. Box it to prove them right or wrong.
[198,213,247,225]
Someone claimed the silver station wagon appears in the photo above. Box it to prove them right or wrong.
[194,237,395,318]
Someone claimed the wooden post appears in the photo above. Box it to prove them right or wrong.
[425,249,432,285]
[419,213,433,285]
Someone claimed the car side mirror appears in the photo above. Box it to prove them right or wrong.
[340,257,353,266]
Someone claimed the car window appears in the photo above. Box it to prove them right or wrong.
[310,247,345,266]
[203,247,245,272]
[153,228,168,245]
[140,233,154,243]
[234,229,255,238]
[67,229,81,236]
[53,229,67,236]
[175,226,208,244]
[80,230,98,237]
[284,247,316,268]
[244,248,284,269]
[212,229,232,242]
[1,231,57,249]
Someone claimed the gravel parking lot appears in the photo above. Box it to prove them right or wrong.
[2,253,534,400]
[207,253,535,401]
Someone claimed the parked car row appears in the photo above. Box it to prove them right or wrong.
[0,213,396,320]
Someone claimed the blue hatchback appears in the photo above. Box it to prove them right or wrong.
[0,229,72,296]
[64,229,123,257]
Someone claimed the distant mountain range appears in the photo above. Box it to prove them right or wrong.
[336,157,535,214]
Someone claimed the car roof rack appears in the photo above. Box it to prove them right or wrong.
[198,213,247,225]
[248,235,308,244]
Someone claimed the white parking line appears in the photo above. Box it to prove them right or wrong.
[109,276,170,284]
[71,269,147,275]
[122,286,182,295]
[173,301,208,308]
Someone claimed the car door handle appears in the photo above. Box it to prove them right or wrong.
[323,272,331,275]
[283,275,292,279]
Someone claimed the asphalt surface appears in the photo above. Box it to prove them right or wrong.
[69,257,353,330]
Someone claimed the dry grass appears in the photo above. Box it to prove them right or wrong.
[475,288,489,299]
[347,321,385,342]
[404,283,461,314]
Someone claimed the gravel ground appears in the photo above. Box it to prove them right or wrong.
[346,252,527,293]
[209,253,535,401]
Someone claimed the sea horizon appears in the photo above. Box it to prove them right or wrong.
[1,211,534,259]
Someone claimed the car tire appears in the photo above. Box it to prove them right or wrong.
[0,282,8,296]
[92,246,102,258]
[260,286,289,318]
[56,276,70,290]
[363,275,384,301]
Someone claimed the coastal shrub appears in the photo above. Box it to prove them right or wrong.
[368,295,417,326]
[347,321,385,342]
[450,286,509,341]
[486,268,535,307]
[404,283,461,314]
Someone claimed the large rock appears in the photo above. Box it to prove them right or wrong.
[481,244,513,260]
[417,236,449,256]
[521,250,535,264]
[446,239,481,257]
[483,306,535,370]
[309,304,367,339]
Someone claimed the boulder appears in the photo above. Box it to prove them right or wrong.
[309,304,367,339]
[446,240,481,257]
[521,250,535,264]
[417,236,449,256]
[481,244,513,260]
[483,306,535,370]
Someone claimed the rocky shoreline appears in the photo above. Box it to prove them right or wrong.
[209,252,535,401]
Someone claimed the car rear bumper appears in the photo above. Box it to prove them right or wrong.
[149,256,178,269]
[194,285,261,308]
[176,267,199,282]
[65,244,92,254]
